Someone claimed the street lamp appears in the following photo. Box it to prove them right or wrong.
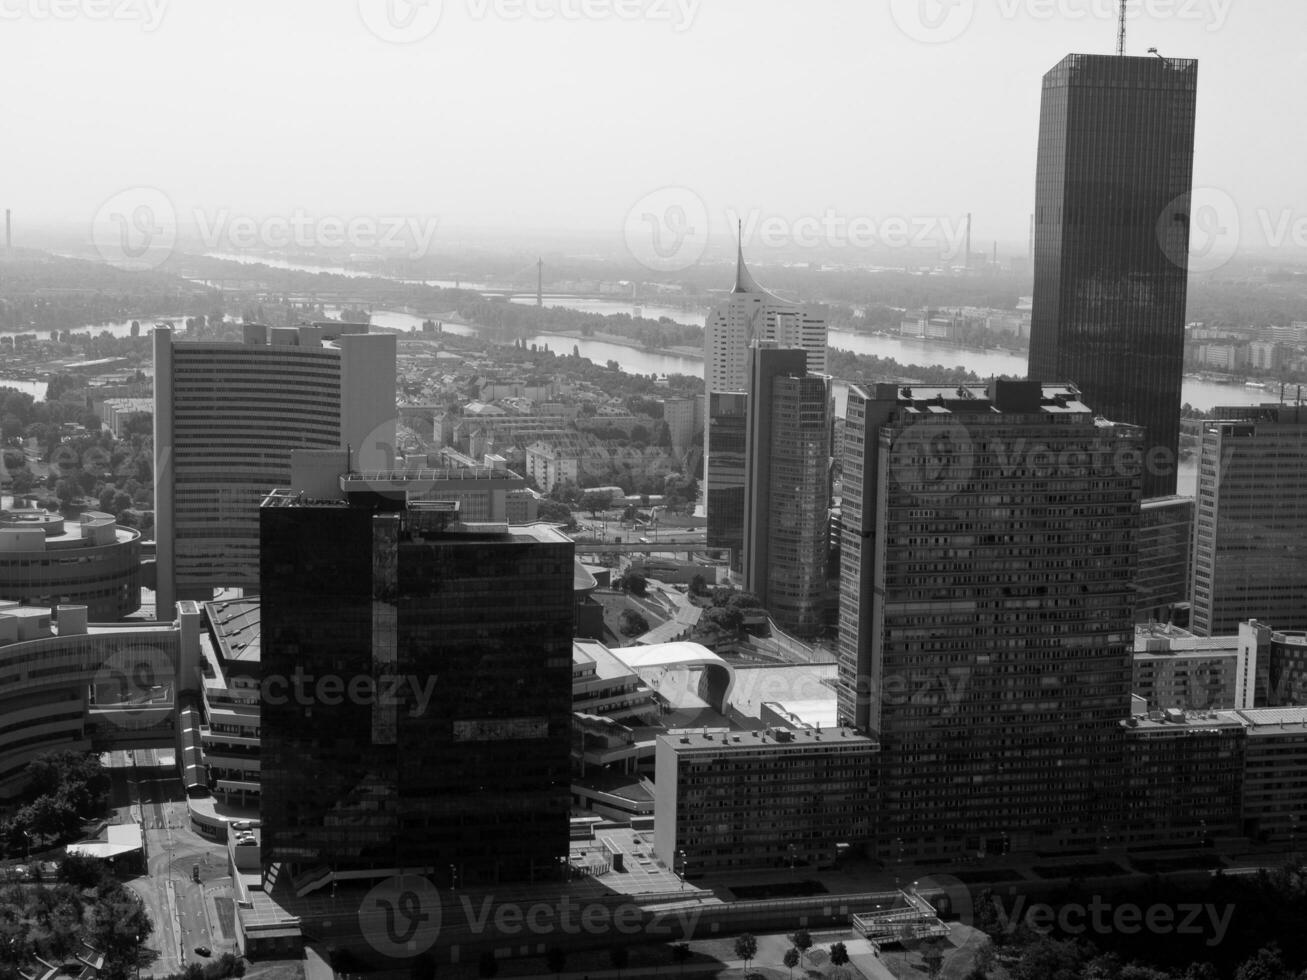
[449,864,459,891]
[788,843,798,873]
[677,849,687,890]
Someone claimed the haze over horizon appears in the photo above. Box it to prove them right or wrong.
[4,0,1305,266]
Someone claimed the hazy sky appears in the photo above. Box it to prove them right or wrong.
[4,0,1304,262]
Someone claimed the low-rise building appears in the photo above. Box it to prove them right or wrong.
[1132,623,1248,711]
[653,726,877,874]
[0,601,195,797]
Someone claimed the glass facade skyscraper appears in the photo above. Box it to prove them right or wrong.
[259,496,574,885]
[742,345,832,638]
[1029,53,1198,498]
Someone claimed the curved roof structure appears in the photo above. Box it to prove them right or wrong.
[610,641,735,714]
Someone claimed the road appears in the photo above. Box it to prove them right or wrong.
[113,751,236,978]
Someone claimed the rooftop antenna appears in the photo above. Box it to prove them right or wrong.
[1116,0,1127,55]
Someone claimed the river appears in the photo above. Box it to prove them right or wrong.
[368,307,1281,418]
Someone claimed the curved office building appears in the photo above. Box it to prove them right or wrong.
[0,508,141,620]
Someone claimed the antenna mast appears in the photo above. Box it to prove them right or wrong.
[1116,0,1127,55]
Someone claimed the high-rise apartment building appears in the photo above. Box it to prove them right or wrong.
[1029,53,1198,497]
[741,345,831,638]
[705,247,827,568]
[154,324,395,610]
[258,489,573,885]
[1191,405,1307,636]
[837,380,1143,859]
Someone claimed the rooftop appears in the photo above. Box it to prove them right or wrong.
[205,596,262,665]
[659,726,878,751]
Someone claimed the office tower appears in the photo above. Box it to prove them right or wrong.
[1191,405,1307,636]
[837,381,1143,859]
[153,324,395,610]
[1029,54,1198,498]
[258,491,573,885]
[706,392,748,570]
[741,345,831,637]
[704,245,827,568]
[1134,495,1194,623]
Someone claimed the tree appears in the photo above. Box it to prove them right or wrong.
[671,943,691,976]
[689,573,708,597]
[828,942,849,979]
[623,572,648,596]
[477,951,500,978]
[793,929,813,963]
[537,499,574,526]
[545,946,566,977]
[783,948,800,979]
[609,945,629,978]
[581,490,613,516]
[619,609,649,637]
[58,852,109,888]
[920,938,945,979]
[1234,944,1287,980]
[734,934,758,975]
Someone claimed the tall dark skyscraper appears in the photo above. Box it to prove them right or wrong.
[1029,53,1198,498]
[741,344,831,638]
[259,492,574,885]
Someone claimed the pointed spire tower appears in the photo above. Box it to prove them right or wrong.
[703,217,829,574]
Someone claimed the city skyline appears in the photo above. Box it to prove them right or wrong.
[2,2,1305,267]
